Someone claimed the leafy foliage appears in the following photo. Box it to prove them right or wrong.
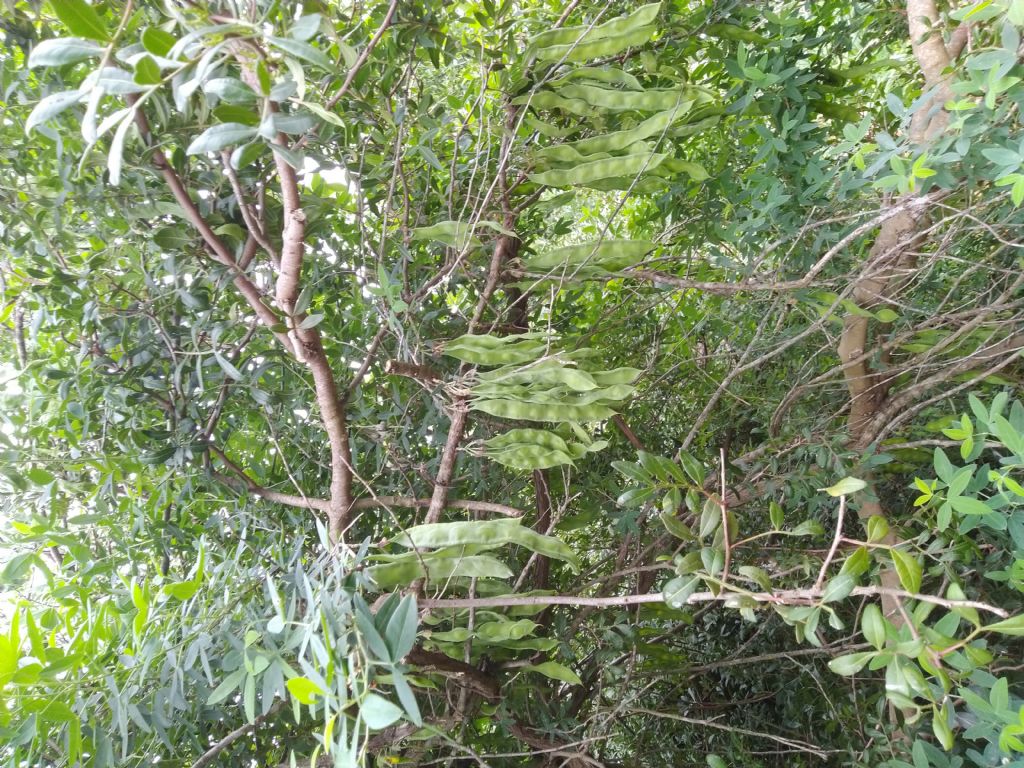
[0,0,1022,766]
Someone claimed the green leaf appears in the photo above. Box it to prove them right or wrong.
[290,14,323,41]
[267,36,332,70]
[243,673,256,723]
[932,703,954,750]
[360,693,404,730]
[51,0,108,41]
[891,549,922,594]
[821,573,856,603]
[663,575,699,608]
[286,676,324,705]
[827,651,874,676]
[141,27,176,57]
[699,497,721,539]
[659,510,694,541]
[384,594,418,661]
[298,313,324,330]
[991,677,1010,711]
[214,351,244,381]
[133,55,161,85]
[186,123,258,155]
[107,110,133,186]
[26,90,82,133]
[204,77,256,104]
[354,597,392,662]
[866,515,889,543]
[161,581,199,600]
[769,500,784,529]
[208,668,247,705]
[737,565,772,591]
[862,604,886,649]
[525,661,582,685]
[791,520,824,536]
[983,614,1024,636]
[28,37,104,67]
[390,669,422,726]
[154,226,193,250]
[933,447,954,484]
[992,413,1024,458]
[822,476,866,496]
[840,546,870,578]
[949,495,991,516]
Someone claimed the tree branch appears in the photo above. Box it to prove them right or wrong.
[323,0,400,112]
[190,701,284,768]
[421,586,1008,617]
[128,101,294,354]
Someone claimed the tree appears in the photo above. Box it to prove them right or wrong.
[0,0,1022,766]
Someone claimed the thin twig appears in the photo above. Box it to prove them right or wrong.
[323,0,400,112]
[420,586,1009,617]
[815,496,846,591]
[190,701,284,768]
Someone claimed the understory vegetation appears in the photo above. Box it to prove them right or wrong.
[0,0,1023,766]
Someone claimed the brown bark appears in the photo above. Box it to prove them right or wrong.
[838,0,956,625]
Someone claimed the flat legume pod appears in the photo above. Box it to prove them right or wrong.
[471,398,617,422]
[529,152,667,188]
[486,444,577,470]
[443,332,551,365]
[555,83,693,112]
[478,363,599,392]
[524,239,654,271]
[410,220,481,249]
[366,554,513,589]
[473,382,635,406]
[525,116,579,138]
[530,2,661,49]
[535,107,694,164]
[651,158,710,181]
[549,66,643,91]
[511,90,598,117]
[395,518,580,569]
[475,619,539,642]
[583,176,668,194]
[589,367,642,386]
[485,428,572,453]
[536,24,659,63]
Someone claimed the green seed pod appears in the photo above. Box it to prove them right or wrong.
[537,24,658,63]
[471,398,617,422]
[395,518,580,569]
[704,23,769,45]
[524,239,654,271]
[549,66,644,91]
[478,361,600,392]
[535,106,694,164]
[530,2,661,50]
[511,90,597,117]
[555,83,692,112]
[529,152,668,188]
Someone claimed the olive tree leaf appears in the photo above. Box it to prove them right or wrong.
[28,38,103,67]
[360,693,404,730]
[52,0,109,41]
[186,123,259,155]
